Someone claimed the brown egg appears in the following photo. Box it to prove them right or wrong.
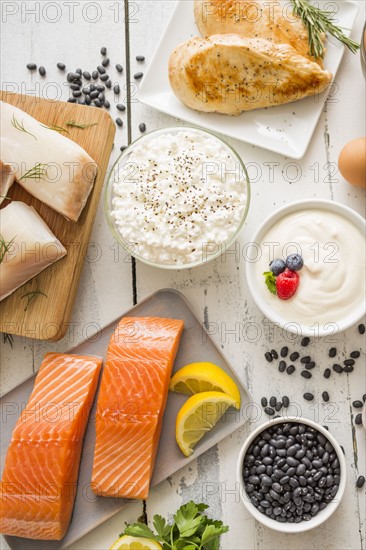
[338,137,366,188]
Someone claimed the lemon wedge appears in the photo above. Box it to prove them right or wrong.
[109,535,162,550]
[175,391,238,457]
[170,362,241,408]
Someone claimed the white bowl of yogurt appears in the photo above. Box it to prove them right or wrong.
[105,127,250,269]
[246,200,366,337]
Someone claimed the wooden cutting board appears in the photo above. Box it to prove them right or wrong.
[0,91,115,341]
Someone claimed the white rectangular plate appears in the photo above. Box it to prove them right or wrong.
[1,289,250,549]
[138,0,358,158]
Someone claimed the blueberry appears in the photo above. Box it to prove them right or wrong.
[270,259,286,276]
[286,254,304,271]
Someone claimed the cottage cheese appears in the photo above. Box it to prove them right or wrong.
[111,129,248,266]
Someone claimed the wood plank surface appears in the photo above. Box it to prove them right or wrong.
[0,91,115,341]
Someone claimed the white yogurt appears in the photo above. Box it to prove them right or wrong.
[255,209,366,327]
[111,130,248,266]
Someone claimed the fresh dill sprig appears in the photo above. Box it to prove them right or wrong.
[0,235,15,264]
[21,282,47,312]
[65,120,98,129]
[11,114,37,140]
[18,163,48,182]
[40,123,69,134]
[2,333,14,348]
[292,0,360,58]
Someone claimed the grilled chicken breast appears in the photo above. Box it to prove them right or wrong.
[169,34,332,115]
[194,0,324,66]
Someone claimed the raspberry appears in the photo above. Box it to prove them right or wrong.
[276,269,299,300]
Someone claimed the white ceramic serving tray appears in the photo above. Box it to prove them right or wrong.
[1,289,250,549]
[138,0,358,159]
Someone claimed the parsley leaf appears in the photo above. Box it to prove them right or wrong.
[153,515,171,541]
[263,271,277,295]
[174,501,204,537]
[123,523,160,541]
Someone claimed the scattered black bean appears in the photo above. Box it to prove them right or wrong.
[303,393,314,401]
[290,352,299,361]
[261,397,268,408]
[301,356,311,364]
[70,83,81,91]
[275,402,283,412]
[269,396,277,408]
[105,80,112,89]
[322,391,330,403]
[282,396,290,408]
[102,58,110,67]
[117,103,126,112]
[356,475,365,488]
[96,84,104,92]
[333,364,343,374]
[27,63,37,70]
[278,361,286,373]
[75,68,82,75]
[139,123,146,132]
[57,62,66,70]
[344,366,354,373]
[82,71,91,80]
[100,73,109,81]
[98,92,105,102]
[100,47,107,55]
[280,346,289,358]
[82,86,90,95]
[136,55,145,62]
[350,351,360,359]
[353,400,363,409]
[355,414,362,425]
[358,323,365,335]
[104,99,110,109]
[328,348,337,358]
[116,64,123,73]
[324,368,331,379]
[67,97,77,103]
[134,71,143,79]
[90,90,99,99]
[301,370,312,379]
[120,145,128,152]
[265,407,275,416]
[85,95,91,105]
[305,361,316,370]
[265,352,273,362]
[93,99,103,107]
[39,66,46,76]
[73,90,82,98]
[301,337,310,347]
[115,117,123,127]
[92,70,99,79]
[67,72,78,82]
[77,98,86,105]
[344,359,355,367]
[97,65,106,74]
[114,84,120,95]
[286,365,295,375]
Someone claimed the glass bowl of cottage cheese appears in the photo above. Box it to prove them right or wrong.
[105,127,250,269]
[246,200,366,337]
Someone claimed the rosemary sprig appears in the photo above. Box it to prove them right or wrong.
[65,120,98,129]
[18,163,48,182]
[0,235,15,264]
[11,114,37,140]
[292,0,360,58]
[40,123,69,134]
[21,283,47,312]
[2,333,14,348]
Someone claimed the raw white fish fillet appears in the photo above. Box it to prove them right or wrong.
[0,201,67,301]
[0,160,15,205]
[0,101,97,222]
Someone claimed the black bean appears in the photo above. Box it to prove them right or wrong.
[248,475,260,485]
[104,100,110,109]
[269,396,277,408]
[85,95,91,105]
[282,396,290,408]
[358,323,365,334]
[90,84,97,91]
[262,456,273,465]
[96,84,105,92]
[265,407,275,416]
[286,456,299,467]
[114,84,120,95]
[301,337,310,347]
[289,352,299,361]
[39,66,46,76]
[82,71,91,80]
[139,123,146,133]
[333,364,343,373]
[324,368,331,379]
[93,99,102,107]
[116,64,123,73]
[57,62,66,70]
[105,80,112,89]
[300,356,311,365]
[344,365,354,373]
[70,83,81,91]
[329,347,337,357]
[100,47,107,55]
[304,393,314,401]
[136,55,145,62]
[100,74,109,81]
[350,351,360,359]
[356,475,365,488]
[278,361,286,373]
[305,362,316,370]
[301,370,312,379]
[134,71,143,79]
[102,58,110,67]
[363,394,366,402]
[97,65,106,74]
[67,72,78,82]
[275,402,283,412]
[322,391,330,403]
[75,68,82,75]
[90,91,99,99]
[261,397,268,408]
[262,475,272,486]
[92,70,99,79]
[256,464,266,474]
[27,63,37,70]
[73,79,82,87]
[344,359,355,367]
[98,92,105,102]
[280,346,288,358]
[353,400,363,409]
[77,98,86,105]
[286,365,295,375]
[264,352,273,362]
[73,90,82,98]
[82,87,91,95]
[355,414,362,425]
[115,117,123,127]
[313,471,322,482]
[67,97,77,103]
[117,103,126,112]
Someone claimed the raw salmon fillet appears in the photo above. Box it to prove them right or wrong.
[0,353,102,540]
[92,316,184,499]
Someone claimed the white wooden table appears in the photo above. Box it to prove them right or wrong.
[1,2,365,549]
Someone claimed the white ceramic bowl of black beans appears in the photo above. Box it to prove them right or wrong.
[237,417,346,533]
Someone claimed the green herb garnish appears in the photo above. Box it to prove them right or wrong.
[291,0,360,58]
[11,114,37,140]
[122,501,229,550]
[18,163,48,182]
[263,271,277,295]
[0,235,15,264]
[65,120,98,129]
[40,123,69,134]
[2,333,14,348]
[21,282,47,312]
